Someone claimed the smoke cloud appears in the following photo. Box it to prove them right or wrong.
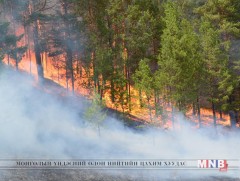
[0,68,239,180]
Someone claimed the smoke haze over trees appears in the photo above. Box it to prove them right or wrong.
[0,0,240,128]
[1,1,240,180]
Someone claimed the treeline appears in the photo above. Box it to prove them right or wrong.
[0,0,240,127]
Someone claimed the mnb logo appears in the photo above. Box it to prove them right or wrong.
[197,160,228,172]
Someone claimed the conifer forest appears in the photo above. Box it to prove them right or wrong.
[0,1,240,180]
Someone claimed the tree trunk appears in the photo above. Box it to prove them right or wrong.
[128,79,131,112]
[192,103,196,116]
[110,78,115,103]
[62,2,74,94]
[107,16,115,104]
[235,111,238,126]
[27,2,32,74]
[212,100,217,127]
[171,103,175,129]
[45,52,48,70]
[7,54,9,65]
[79,59,82,77]
[97,79,100,95]
[28,30,32,74]
[197,97,201,128]
[147,97,153,122]
[15,59,18,70]
[67,49,74,94]
[33,21,44,79]
[66,65,68,91]
[139,89,143,108]
[11,8,18,71]
[229,110,236,128]
[219,110,223,120]
[24,26,27,57]
[154,90,158,117]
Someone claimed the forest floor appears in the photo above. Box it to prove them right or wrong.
[3,57,236,131]
[37,76,238,132]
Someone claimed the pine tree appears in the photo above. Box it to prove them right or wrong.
[157,1,204,127]
[47,0,81,93]
[73,0,115,100]
[124,0,162,112]
[133,58,155,121]
[0,0,28,69]
[85,90,107,136]
[4,34,27,70]
[0,22,10,61]
[0,20,27,69]
[196,0,239,127]
[157,1,185,127]
[24,0,53,79]
[199,17,234,127]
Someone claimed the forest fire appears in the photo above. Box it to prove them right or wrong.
[1,0,237,131]
[2,22,232,128]
[1,0,240,180]
[3,46,231,129]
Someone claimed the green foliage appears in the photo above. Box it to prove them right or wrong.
[197,3,237,112]
[4,34,27,66]
[133,58,153,99]
[0,22,10,60]
[0,21,26,68]
[85,90,107,136]
[71,0,240,124]
[1,0,240,126]
[112,71,128,112]
[133,58,159,121]
[195,0,240,35]
[157,1,202,111]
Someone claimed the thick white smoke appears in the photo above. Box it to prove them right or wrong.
[0,68,239,179]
